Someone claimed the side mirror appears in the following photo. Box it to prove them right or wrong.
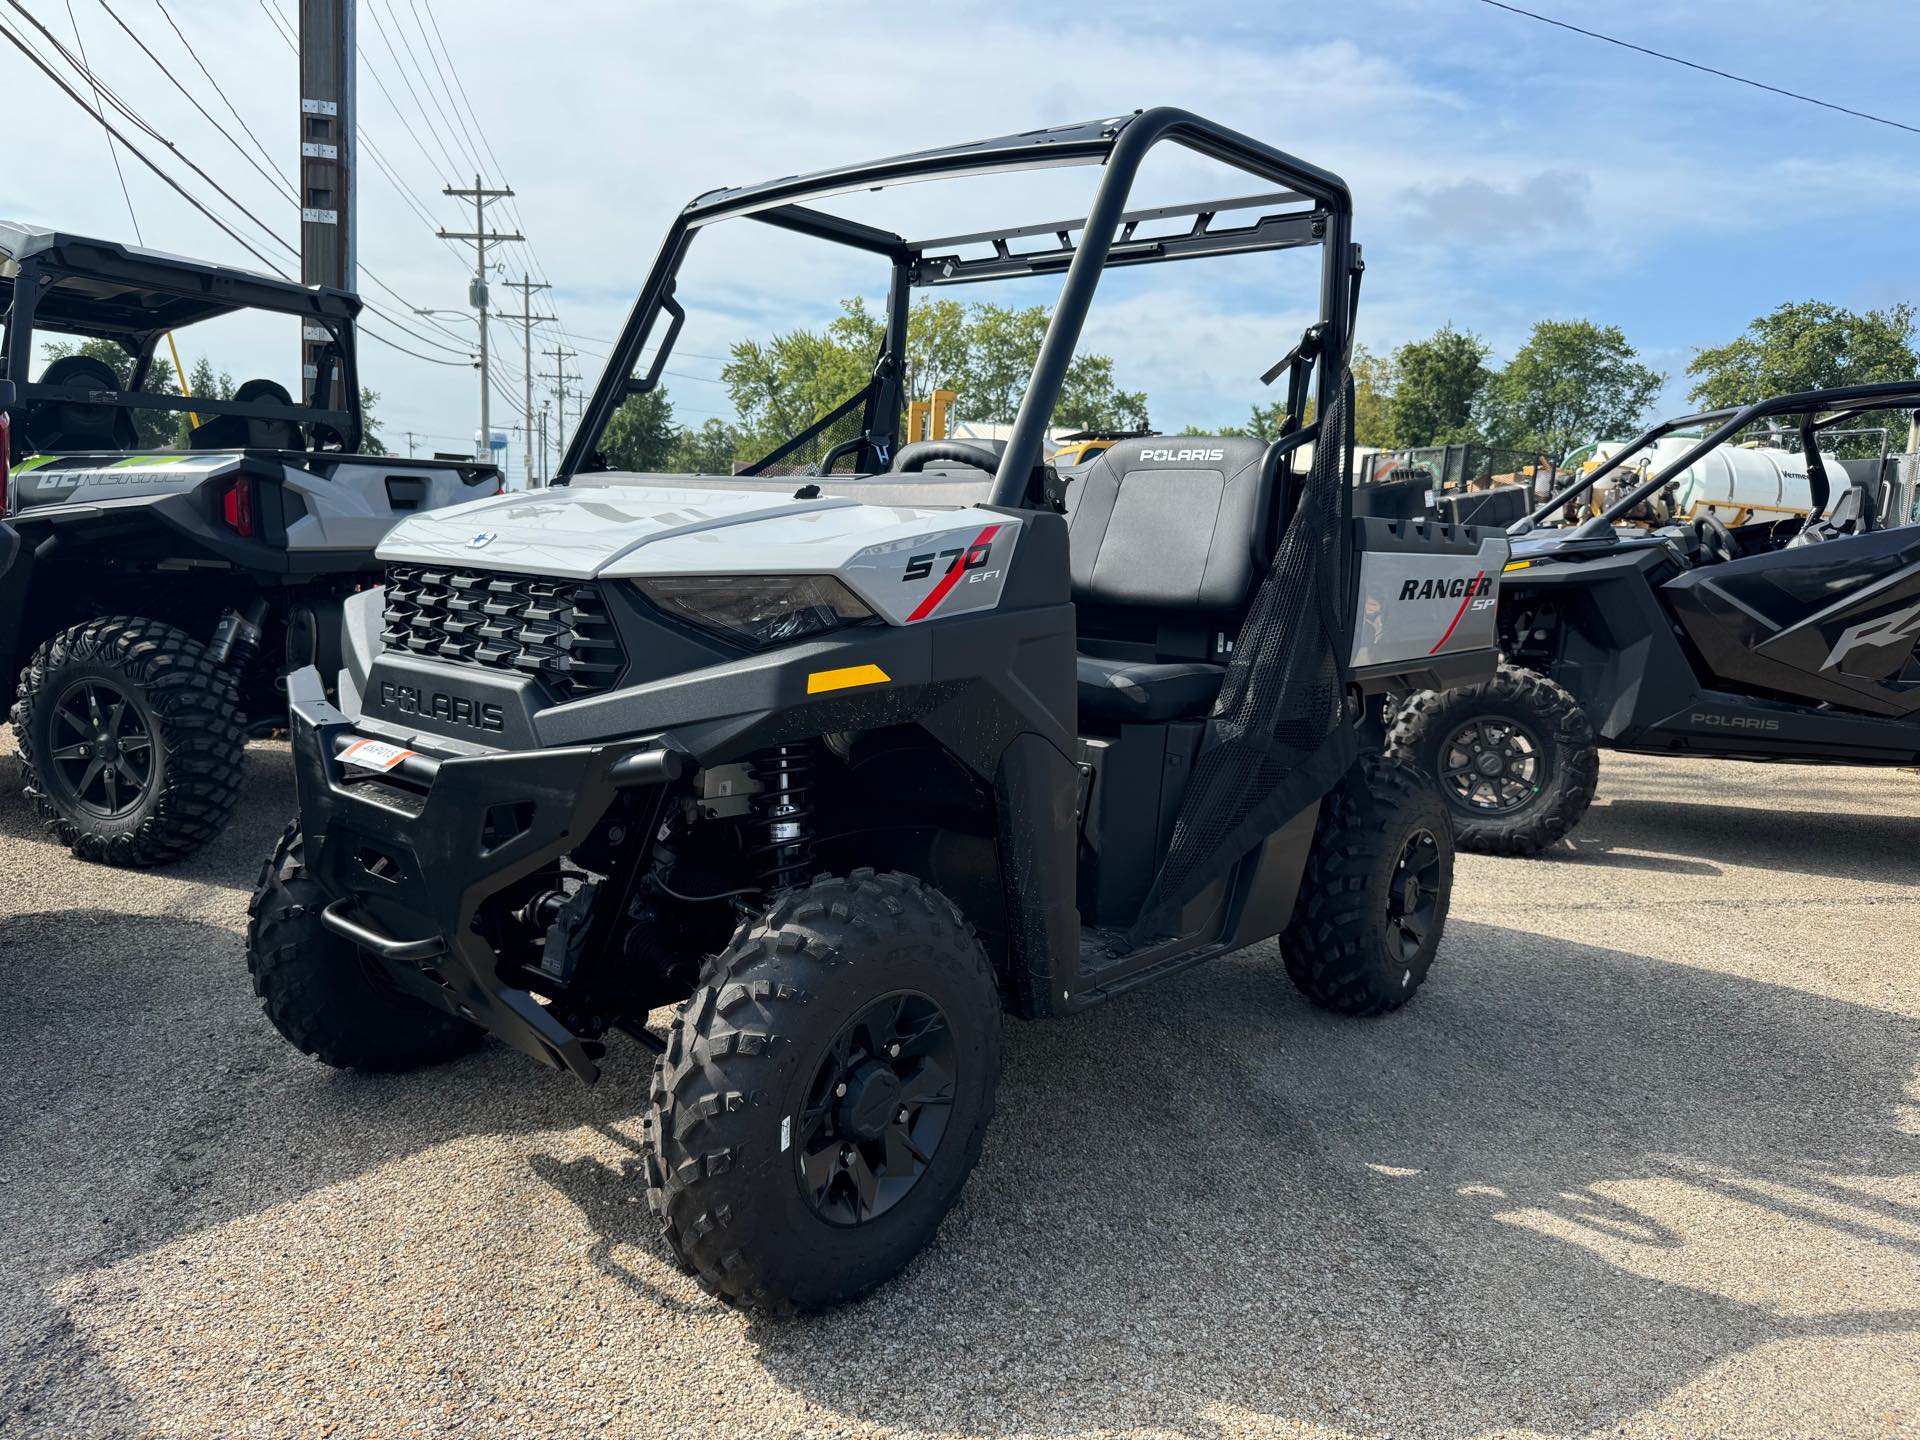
[0,380,16,408]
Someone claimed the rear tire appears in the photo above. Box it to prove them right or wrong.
[643,870,1000,1314]
[1281,754,1454,1016]
[1387,663,1599,855]
[248,821,483,1071]
[11,615,246,866]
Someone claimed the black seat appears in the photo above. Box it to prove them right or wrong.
[1075,654,1225,722]
[1066,435,1282,725]
[189,378,303,451]
[1788,479,1878,547]
[26,354,137,451]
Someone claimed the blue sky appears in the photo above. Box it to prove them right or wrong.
[4,0,1916,474]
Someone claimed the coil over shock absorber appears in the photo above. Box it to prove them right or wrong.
[747,741,818,890]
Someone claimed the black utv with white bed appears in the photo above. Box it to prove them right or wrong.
[0,224,498,864]
[248,112,1506,1312]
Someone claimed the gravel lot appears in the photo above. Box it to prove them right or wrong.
[1,734,1915,1439]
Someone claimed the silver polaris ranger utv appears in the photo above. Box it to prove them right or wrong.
[248,111,1508,1313]
[0,224,499,864]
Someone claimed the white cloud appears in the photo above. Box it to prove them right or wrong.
[2,0,1914,455]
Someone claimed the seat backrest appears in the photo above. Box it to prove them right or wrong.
[1066,435,1277,620]
[1790,478,1879,547]
[190,378,303,451]
[27,354,136,451]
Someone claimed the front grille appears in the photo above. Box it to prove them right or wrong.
[381,566,626,700]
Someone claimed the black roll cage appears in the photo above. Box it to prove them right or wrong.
[0,228,363,455]
[562,108,1359,511]
[1519,380,1920,540]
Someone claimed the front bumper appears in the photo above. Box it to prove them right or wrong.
[284,667,683,1080]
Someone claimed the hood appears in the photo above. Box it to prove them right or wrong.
[376,480,1006,584]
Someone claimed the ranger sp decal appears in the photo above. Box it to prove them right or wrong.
[1427,572,1489,655]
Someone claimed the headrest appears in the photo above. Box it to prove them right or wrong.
[27,353,131,450]
[190,377,302,451]
[38,353,121,392]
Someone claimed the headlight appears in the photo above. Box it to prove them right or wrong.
[634,574,879,649]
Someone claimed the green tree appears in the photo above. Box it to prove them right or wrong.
[669,416,746,473]
[1687,300,1918,406]
[1052,351,1149,431]
[723,324,872,458]
[1351,344,1395,447]
[598,388,676,470]
[358,386,388,456]
[1480,319,1664,461]
[1386,324,1491,446]
[171,356,236,444]
[39,337,180,449]
[1687,301,1918,458]
[722,295,1150,453]
[184,356,236,403]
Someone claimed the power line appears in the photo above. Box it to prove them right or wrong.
[1475,0,1920,137]
[255,0,294,48]
[404,0,577,382]
[134,8,471,355]
[61,0,141,242]
[362,0,460,176]
[8,0,297,261]
[12,4,476,374]
[403,0,484,172]
[362,324,478,366]
[371,0,473,176]
[139,0,302,204]
[0,17,292,275]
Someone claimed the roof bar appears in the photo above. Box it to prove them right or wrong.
[912,207,1326,287]
[908,190,1307,255]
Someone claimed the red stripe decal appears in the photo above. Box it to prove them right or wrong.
[1428,571,1486,655]
[906,523,1002,622]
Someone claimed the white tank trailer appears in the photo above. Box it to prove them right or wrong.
[1588,437,1826,521]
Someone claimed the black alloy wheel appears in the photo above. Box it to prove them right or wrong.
[795,991,958,1227]
[1387,826,1444,963]
[1436,716,1542,817]
[1386,664,1601,856]
[45,676,156,819]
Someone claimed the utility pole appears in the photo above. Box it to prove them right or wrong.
[297,0,354,405]
[438,176,522,459]
[537,400,550,486]
[541,344,578,472]
[499,274,554,485]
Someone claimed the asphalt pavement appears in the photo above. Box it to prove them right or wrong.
[1,735,1915,1439]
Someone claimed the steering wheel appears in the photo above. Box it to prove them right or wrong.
[1692,511,1740,566]
[895,441,1001,475]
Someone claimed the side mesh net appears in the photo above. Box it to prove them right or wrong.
[739,388,872,478]
[1126,379,1359,944]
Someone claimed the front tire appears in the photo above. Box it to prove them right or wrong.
[643,870,1001,1314]
[1281,755,1455,1016]
[1387,663,1599,855]
[11,615,247,866]
[248,822,484,1071]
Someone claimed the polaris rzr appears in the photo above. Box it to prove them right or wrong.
[0,224,499,865]
[1389,382,1920,854]
[247,111,1507,1313]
